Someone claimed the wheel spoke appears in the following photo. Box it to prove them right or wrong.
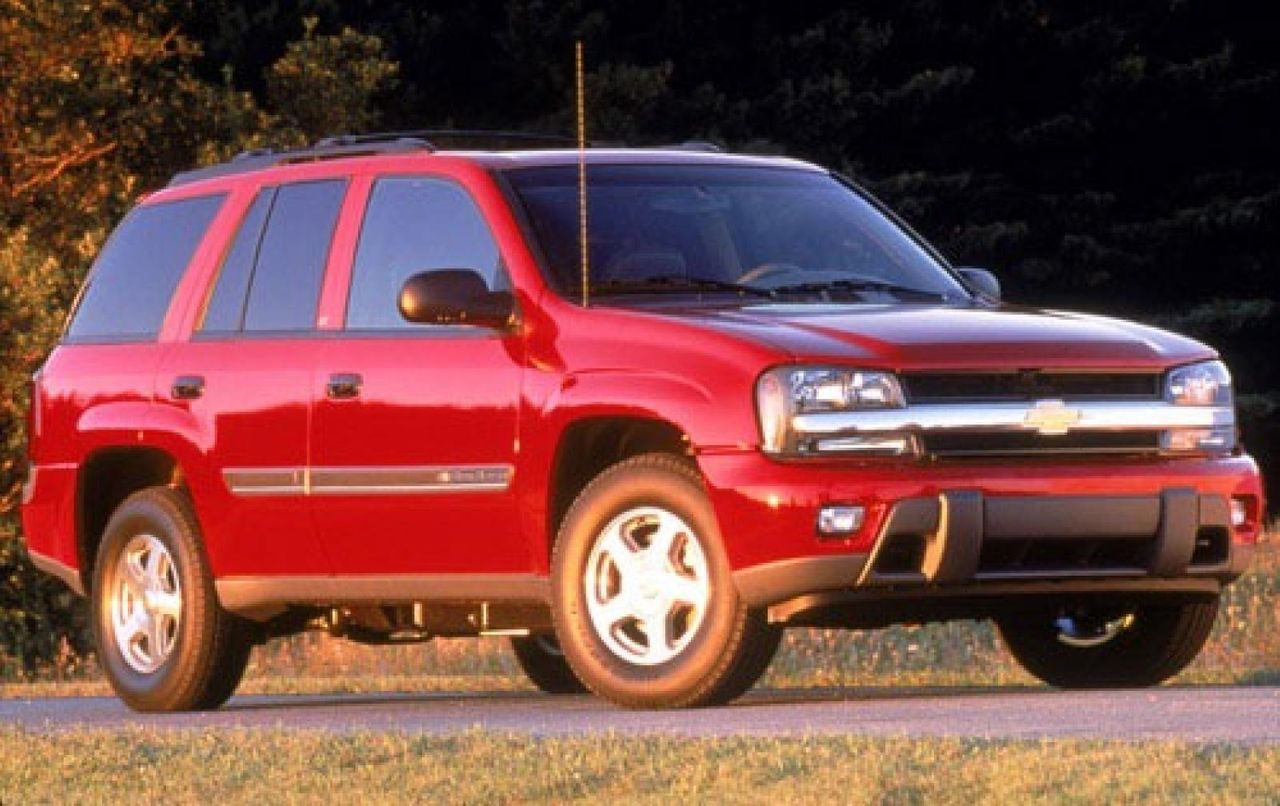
[594,593,635,629]
[597,525,642,581]
[645,519,681,566]
[148,613,168,659]
[665,572,706,608]
[124,552,149,596]
[122,609,151,645]
[149,590,182,619]
[640,613,671,661]
[143,541,166,589]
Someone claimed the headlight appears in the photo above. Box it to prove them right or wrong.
[756,366,911,456]
[1166,360,1232,406]
[1162,360,1236,455]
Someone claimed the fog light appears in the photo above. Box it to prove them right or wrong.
[809,435,917,456]
[817,505,865,537]
[1230,497,1249,528]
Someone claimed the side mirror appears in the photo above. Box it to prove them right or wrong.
[398,270,515,329]
[957,267,1001,301]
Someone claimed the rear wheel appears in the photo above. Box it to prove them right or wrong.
[551,454,777,708]
[92,487,252,712]
[510,635,587,694]
[997,598,1219,689]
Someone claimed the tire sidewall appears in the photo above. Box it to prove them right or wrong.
[552,459,743,705]
[92,490,211,709]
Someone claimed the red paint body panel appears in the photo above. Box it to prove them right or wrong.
[152,338,328,576]
[309,334,526,573]
[20,149,1267,600]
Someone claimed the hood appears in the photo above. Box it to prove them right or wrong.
[646,302,1215,370]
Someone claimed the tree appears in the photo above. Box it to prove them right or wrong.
[266,17,399,143]
[0,0,400,674]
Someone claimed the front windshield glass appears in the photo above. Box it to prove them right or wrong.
[506,164,967,302]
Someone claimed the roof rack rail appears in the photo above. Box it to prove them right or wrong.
[314,129,577,150]
[167,137,433,187]
[661,140,724,153]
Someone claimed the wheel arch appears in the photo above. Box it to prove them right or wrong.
[76,445,187,593]
[544,415,693,561]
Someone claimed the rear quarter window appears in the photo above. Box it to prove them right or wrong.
[66,194,226,341]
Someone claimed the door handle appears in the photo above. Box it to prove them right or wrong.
[327,373,363,400]
[171,375,205,400]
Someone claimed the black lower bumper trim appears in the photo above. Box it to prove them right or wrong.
[862,488,1236,582]
[770,576,1224,626]
[733,554,868,608]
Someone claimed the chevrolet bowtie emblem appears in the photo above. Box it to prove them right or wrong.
[1024,399,1081,435]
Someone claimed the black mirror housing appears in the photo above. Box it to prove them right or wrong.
[398,270,514,328]
[957,267,1001,301]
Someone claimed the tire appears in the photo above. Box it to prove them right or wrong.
[996,598,1219,689]
[510,635,587,694]
[703,611,783,703]
[551,453,775,708]
[91,486,252,712]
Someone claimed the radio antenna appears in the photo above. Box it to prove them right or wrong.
[575,39,590,307]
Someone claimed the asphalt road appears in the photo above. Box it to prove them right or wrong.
[4,686,1279,743]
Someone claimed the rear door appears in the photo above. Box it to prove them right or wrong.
[309,172,526,574]
[157,179,349,577]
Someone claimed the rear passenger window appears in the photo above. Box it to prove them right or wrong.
[242,179,346,332]
[66,194,225,341]
[199,190,274,333]
[346,177,502,330]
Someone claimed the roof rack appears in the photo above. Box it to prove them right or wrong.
[166,131,734,188]
[315,129,577,149]
[166,129,583,188]
[167,137,432,187]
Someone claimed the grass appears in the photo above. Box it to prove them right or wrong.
[4,538,1276,699]
[2,728,1279,804]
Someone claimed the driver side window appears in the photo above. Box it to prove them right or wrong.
[346,176,505,330]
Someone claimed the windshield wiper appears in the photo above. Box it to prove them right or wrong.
[771,278,949,301]
[591,275,777,299]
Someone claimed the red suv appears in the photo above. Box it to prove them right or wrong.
[21,132,1265,711]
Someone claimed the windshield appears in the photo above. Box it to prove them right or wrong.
[506,164,967,302]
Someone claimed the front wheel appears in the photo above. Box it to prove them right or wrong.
[92,487,252,712]
[551,454,778,708]
[997,598,1219,689]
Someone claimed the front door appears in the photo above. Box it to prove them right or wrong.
[310,174,526,574]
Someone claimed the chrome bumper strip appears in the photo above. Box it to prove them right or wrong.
[792,401,1233,436]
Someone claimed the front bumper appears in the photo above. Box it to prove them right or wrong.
[696,452,1264,608]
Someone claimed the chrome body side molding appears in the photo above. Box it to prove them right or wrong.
[222,464,514,497]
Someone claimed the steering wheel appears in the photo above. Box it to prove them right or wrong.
[736,262,803,285]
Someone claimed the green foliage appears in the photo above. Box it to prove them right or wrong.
[0,0,393,673]
[266,17,399,143]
